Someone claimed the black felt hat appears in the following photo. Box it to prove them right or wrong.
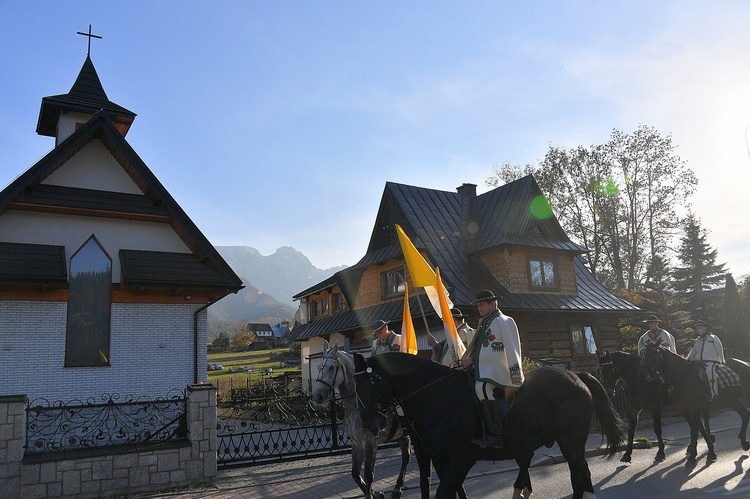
[473,290,499,303]
[371,320,390,335]
[450,308,468,319]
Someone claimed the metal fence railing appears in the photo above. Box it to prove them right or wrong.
[25,390,187,456]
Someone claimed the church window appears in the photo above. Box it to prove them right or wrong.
[65,236,112,367]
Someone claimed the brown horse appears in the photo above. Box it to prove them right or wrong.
[357,352,625,498]
[597,350,669,462]
[640,345,750,466]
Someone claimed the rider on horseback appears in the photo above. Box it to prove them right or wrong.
[687,320,726,401]
[461,290,524,449]
[637,315,677,356]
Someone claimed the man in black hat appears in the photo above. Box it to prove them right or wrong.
[461,290,523,449]
[430,308,476,367]
[370,319,401,356]
[687,320,725,400]
[637,315,676,356]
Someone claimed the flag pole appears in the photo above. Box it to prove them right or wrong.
[416,287,432,336]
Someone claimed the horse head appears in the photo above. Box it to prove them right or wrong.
[311,340,343,406]
[597,350,619,394]
[639,343,666,379]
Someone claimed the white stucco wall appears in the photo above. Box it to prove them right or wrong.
[0,300,207,401]
[0,211,190,282]
[43,139,143,194]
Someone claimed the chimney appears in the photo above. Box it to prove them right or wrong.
[456,183,477,197]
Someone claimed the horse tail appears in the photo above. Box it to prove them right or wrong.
[576,371,626,459]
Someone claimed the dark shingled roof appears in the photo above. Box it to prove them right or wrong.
[290,294,433,341]
[120,250,239,289]
[0,242,67,284]
[36,56,136,137]
[293,176,638,335]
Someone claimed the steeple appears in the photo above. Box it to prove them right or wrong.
[36,55,136,143]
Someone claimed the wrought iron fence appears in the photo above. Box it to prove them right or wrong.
[216,374,360,468]
[25,389,187,455]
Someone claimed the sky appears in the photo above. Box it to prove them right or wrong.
[2,1,750,279]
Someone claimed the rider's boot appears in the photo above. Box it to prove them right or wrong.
[471,399,504,449]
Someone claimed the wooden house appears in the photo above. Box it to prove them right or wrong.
[292,179,639,389]
[0,55,243,403]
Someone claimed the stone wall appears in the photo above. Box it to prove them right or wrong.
[0,384,216,498]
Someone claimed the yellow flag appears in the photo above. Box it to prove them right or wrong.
[395,224,452,318]
[437,267,465,362]
[400,283,419,355]
[395,224,436,288]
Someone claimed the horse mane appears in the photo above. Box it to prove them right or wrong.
[610,351,640,380]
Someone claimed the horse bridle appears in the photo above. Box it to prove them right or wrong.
[315,352,382,411]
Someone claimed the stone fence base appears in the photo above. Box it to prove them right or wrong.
[0,384,217,498]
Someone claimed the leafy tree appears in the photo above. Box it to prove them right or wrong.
[211,331,230,351]
[672,214,727,321]
[723,274,748,357]
[486,125,697,292]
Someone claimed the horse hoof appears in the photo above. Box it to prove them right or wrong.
[685,457,697,467]
[708,452,717,463]
[742,441,750,452]
[655,451,665,462]
[620,454,632,463]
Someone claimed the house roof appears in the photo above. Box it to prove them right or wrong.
[1,110,242,294]
[293,176,638,336]
[0,242,68,284]
[36,56,136,138]
[290,294,433,341]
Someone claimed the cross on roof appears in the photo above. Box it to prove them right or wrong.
[77,24,102,57]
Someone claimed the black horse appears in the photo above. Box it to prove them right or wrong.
[597,350,670,462]
[357,352,625,499]
[640,345,750,465]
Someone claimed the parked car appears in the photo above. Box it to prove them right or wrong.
[207,363,224,371]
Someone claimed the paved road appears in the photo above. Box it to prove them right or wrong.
[126,409,747,498]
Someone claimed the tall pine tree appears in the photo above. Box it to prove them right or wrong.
[723,274,748,356]
[672,214,727,322]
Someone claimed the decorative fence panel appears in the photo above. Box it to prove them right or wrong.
[25,389,187,456]
[215,374,391,468]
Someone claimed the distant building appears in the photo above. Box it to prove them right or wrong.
[292,179,639,389]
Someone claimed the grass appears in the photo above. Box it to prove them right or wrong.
[207,348,303,402]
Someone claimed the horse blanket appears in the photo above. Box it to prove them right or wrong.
[716,363,741,390]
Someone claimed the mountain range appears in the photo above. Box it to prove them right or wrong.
[208,246,346,332]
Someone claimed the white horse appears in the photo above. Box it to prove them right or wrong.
[312,341,411,499]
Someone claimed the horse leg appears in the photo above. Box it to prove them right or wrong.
[363,443,381,499]
[651,406,666,462]
[558,434,593,499]
[351,444,369,496]
[703,405,714,443]
[434,463,471,499]
[731,398,750,451]
[390,434,411,499]
[512,454,533,499]
[621,408,639,463]
[412,441,433,499]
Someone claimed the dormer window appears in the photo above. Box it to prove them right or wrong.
[314,298,329,317]
[382,268,405,299]
[528,256,559,290]
[332,292,344,312]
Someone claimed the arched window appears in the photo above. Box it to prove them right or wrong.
[65,236,112,367]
